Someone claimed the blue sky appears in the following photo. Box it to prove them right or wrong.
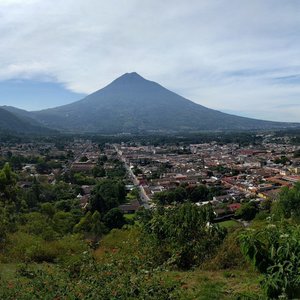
[0,0,299,121]
[0,79,85,110]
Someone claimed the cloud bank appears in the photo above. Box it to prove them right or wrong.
[0,0,300,121]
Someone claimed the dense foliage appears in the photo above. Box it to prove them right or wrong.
[0,251,180,300]
[89,179,126,213]
[153,184,224,205]
[240,223,300,299]
[139,203,226,269]
[272,183,300,221]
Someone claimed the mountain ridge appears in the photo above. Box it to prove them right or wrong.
[2,72,300,133]
[0,107,56,134]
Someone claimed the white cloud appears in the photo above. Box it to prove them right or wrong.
[0,0,300,121]
[0,0,37,5]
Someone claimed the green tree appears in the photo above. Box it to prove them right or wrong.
[272,183,300,221]
[74,211,93,233]
[0,205,9,244]
[74,211,106,239]
[0,162,18,201]
[73,172,95,185]
[53,211,76,235]
[189,185,209,202]
[90,179,126,213]
[40,202,56,219]
[79,156,88,162]
[294,149,300,158]
[154,187,188,205]
[24,177,41,208]
[36,158,51,174]
[23,212,57,241]
[141,203,226,269]
[103,208,126,230]
[235,202,258,221]
[274,156,290,165]
[90,211,106,237]
[92,166,106,178]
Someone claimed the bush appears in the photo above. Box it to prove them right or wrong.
[240,223,300,299]
[4,232,41,262]
[0,251,180,299]
[272,183,300,221]
[21,212,57,241]
[235,202,258,221]
[206,230,248,270]
[103,208,126,230]
[25,243,58,263]
[52,234,88,264]
[52,211,76,235]
[4,231,87,263]
[140,203,226,269]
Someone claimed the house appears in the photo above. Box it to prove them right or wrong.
[79,195,89,209]
[81,185,94,195]
[227,203,241,212]
[118,200,140,214]
[258,188,281,200]
[71,162,96,172]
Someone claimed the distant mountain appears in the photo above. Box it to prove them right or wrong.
[0,107,56,134]
[5,73,300,133]
[2,105,46,127]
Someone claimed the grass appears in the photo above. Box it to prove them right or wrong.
[124,213,136,221]
[126,194,137,201]
[0,263,52,282]
[0,227,263,299]
[94,227,141,263]
[94,227,263,299]
[219,220,241,229]
[0,263,18,281]
[165,268,263,299]
[0,263,263,300]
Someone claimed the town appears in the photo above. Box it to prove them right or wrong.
[1,133,299,222]
[1,131,300,298]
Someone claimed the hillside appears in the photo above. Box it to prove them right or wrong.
[0,107,56,134]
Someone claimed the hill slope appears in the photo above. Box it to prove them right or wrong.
[0,107,56,134]
[16,73,300,133]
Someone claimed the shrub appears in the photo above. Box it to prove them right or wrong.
[235,202,258,221]
[140,203,226,269]
[0,251,180,299]
[206,230,247,270]
[240,223,300,299]
[4,231,87,264]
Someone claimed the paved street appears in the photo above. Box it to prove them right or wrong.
[113,144,150,209]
